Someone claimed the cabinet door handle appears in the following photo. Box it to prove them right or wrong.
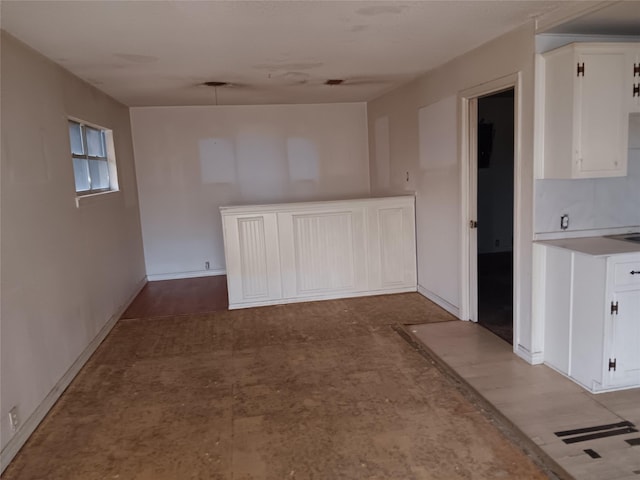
[631,271,640,275]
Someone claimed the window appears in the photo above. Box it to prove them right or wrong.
[68,120,117,195]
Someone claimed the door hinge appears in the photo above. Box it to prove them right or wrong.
[634,84,639,98]
[577,62,585,77]
[611,301,619,315]
[608,358,617,372]
[634,63,640,76]
[469,220,478,229]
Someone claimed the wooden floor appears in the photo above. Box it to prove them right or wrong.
[122,276,229,318]
[3,278,552,480]
[410,321,640,480]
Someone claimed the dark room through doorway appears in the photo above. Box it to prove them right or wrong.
[476,88,514,344]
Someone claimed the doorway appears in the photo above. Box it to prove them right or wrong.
[474,89,515,343]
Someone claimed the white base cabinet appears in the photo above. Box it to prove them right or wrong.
[221,196,417,309]
[539,245,640,392]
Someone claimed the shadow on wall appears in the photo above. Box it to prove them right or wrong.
[199,135,320,203]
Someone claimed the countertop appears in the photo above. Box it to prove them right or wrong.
[219,195,415,214]
[535,235,640,256]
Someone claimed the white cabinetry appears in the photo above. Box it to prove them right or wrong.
[277,207,369,299]
[221,196,417,309]
[222,212,283,307]
[541,43,639,179]
[540,245,640,392]
[608,257,640,388]
[633,48,640,112]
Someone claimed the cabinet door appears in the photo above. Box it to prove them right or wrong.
[632,48,640,113]
[223,213,282,306]
[575,51,629,177]
[606,290,640,388]
[366,202,417,290]
[277,208,368,299]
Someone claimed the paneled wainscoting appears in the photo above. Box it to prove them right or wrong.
[221,196,417,309]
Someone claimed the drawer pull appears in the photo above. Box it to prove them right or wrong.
[631,271,640,275]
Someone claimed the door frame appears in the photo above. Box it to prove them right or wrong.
[459,73,522,348]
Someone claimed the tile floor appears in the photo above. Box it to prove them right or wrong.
[409,321,640,480]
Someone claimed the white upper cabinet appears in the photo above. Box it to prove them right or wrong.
[540,43,639,179]
[632,48,640,112]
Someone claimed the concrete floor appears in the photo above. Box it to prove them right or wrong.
[3,286,549,479]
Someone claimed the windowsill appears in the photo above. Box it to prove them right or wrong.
[75,190,120,208]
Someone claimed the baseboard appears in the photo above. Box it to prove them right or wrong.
[147,269,226,281]
[0,276,147,473]
[228,285,417,310]
[417,285,461,319]
[515,344,544,365]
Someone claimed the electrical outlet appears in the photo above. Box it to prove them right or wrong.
[9,406,19,431]
[205,261,210,270]
[560,214,569,230]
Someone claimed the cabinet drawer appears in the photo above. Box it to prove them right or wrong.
[614,261,640,288]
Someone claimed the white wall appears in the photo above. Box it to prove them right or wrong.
[367,23,538,357]
[130,104,370,279]
[0,34,146,464]
[535,114,640,233]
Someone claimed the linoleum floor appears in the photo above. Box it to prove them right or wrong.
[410,321,640,480]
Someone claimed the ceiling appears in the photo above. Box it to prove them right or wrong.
[0,1,628,107]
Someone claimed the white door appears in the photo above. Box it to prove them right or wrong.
[461,73,521,352]
[468,97,479,323]
[468,90,516,342]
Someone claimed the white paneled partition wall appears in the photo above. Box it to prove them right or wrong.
[221,196,417,309]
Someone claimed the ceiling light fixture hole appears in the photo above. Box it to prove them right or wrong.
[202,81,229,87]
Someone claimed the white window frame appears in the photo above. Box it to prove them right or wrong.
[68,118,119,197]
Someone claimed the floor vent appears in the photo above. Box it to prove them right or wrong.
[555,421,637,444]
[583,449,601,459]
